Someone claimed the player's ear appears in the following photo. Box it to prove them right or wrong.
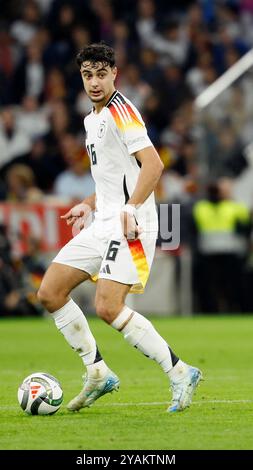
[112,66,117,82]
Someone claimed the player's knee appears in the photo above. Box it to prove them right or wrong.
[37,286,51,306]
[37,287,58,312]
[95,300,121,324]
[95,303,112,323]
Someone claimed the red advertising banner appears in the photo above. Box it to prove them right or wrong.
[0,202,73,256]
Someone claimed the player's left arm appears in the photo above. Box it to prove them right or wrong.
[121,146,164,240]
[128,146,164,205]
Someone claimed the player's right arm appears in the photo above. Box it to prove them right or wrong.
[61,192,96,229]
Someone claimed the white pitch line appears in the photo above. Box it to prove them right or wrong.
[1,399,253,412]
[96,399,253,407]
[0,406,21,410]
[194,399,253,404]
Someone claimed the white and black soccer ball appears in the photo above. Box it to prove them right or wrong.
[17,372,63,415]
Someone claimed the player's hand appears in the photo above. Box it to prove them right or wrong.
[61,203,92,232]
[120,210,142,241]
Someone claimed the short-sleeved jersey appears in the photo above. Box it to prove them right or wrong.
[84,90,158,235]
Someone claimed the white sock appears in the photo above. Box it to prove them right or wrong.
[167,359,190,382]
[111,306,179,375]
[86,361,109,380]
[53,298,108,379]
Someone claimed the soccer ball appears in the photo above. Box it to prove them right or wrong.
[17,372,63,415]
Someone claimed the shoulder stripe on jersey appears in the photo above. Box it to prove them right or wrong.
[115,97,132,121]
[106,90,118,107]
[116,93,142,124]
[108,91,144,130]
[111,101,128,126]
[114,98,132,124]
[114,99,130,124]
[115,92,126,104]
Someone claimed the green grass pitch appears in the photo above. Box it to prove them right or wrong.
[0,315,253,450]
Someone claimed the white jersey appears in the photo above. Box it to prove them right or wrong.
[84,90,158,236]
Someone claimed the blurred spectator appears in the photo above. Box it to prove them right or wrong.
[65,25,91,102]
[143,92,167,144]
[51,3,76,42]
[192,179,251,313]
[24,138,59,191]
[44,67,67,102]
[72,24,90,50]
[0,107,32,169]
[10,0,40,47]
[90,0,115,43]
[139,47,163,88]
[48,99,70,136]
[16,95,50,139]
[120,63,151,111]
[0,224,43,316]
[161,112,189,149]
[21,235,47,309]
[136,0,157,46]
[160,64,193,119]
[45,99,74,167]
[169,137,198,178]
[34,0,54,15]
[5,164,42,202]
[145,19,189,67]
[0,26,19,85]
[208,123,248,177]
[11,41,45,103]
[53,133,94,202]
[111,20,135,63]
[186,52,215,96]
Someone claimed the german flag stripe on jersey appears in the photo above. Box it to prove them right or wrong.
[127,239,149,292]
[108,92,144,131]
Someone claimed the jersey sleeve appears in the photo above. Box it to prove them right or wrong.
[108,93,152,155]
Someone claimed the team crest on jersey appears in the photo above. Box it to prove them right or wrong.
[98,120,106,138]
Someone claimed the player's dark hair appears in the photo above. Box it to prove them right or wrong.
[76,43,115,69]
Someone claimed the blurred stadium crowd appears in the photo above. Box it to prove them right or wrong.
[1,0,253,315]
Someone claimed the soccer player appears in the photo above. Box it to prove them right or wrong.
[38,43,202,413]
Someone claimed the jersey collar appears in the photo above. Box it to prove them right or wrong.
[105,90,118,107]
[92,90,118,114]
